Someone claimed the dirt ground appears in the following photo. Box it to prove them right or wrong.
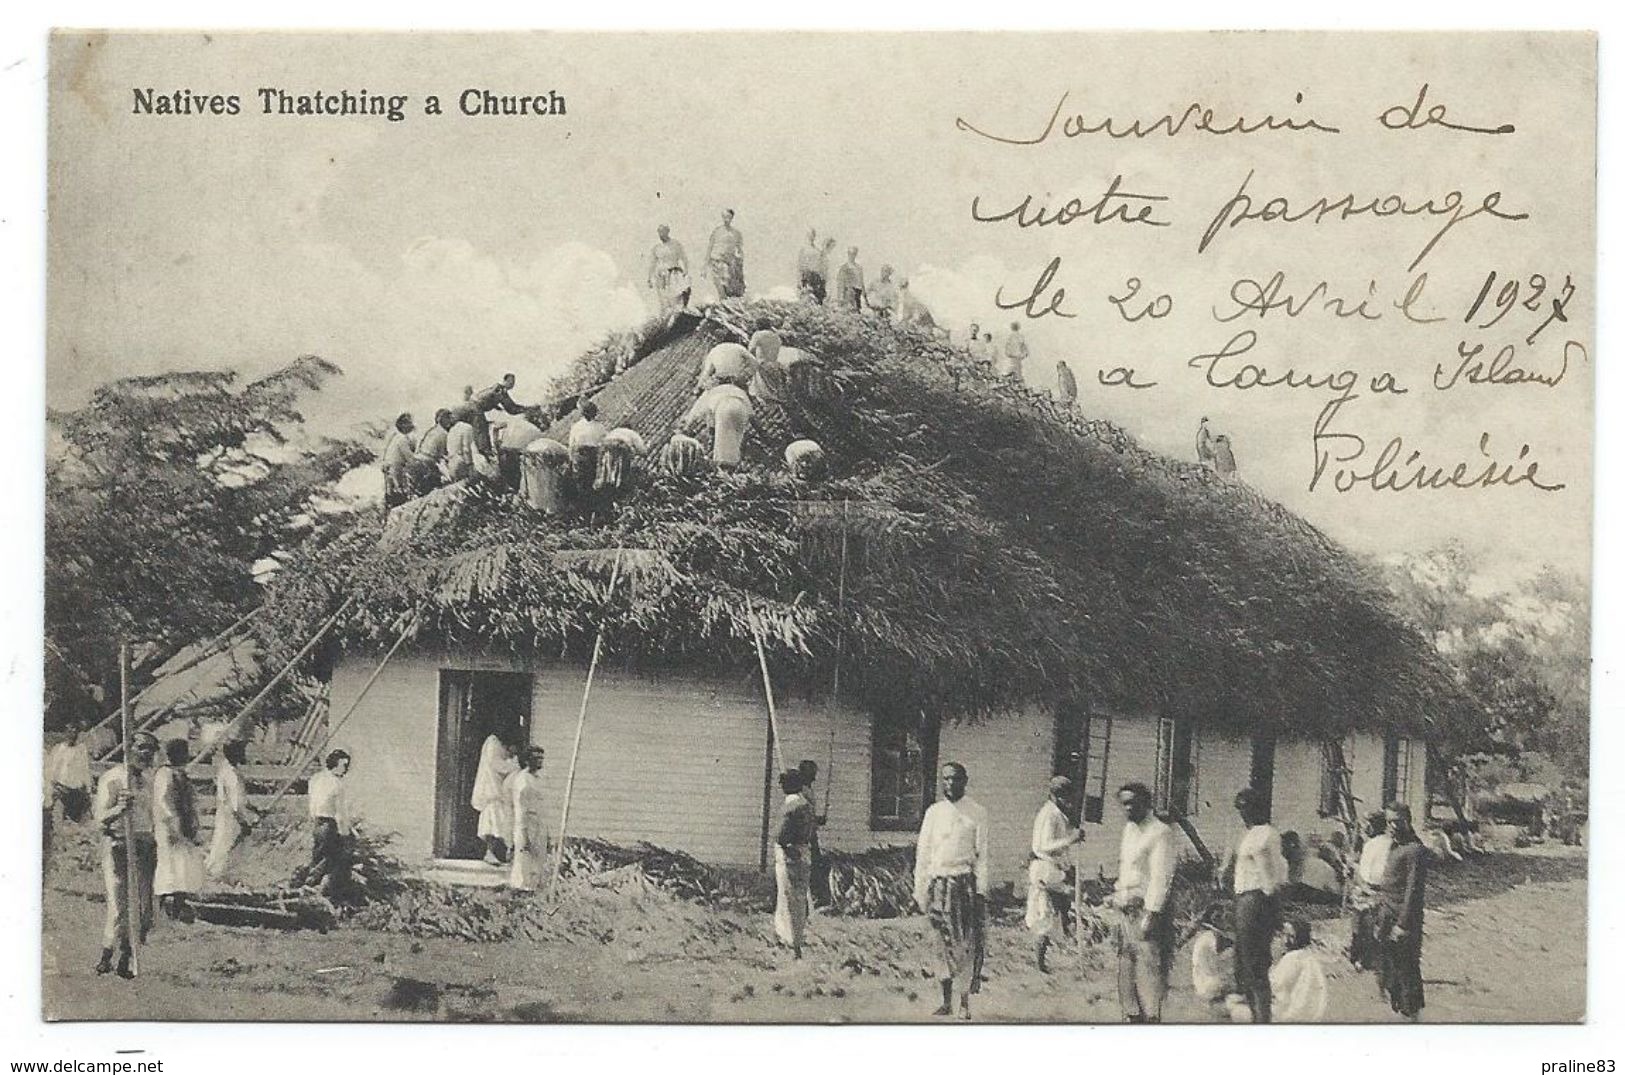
[41,823,1586,1025]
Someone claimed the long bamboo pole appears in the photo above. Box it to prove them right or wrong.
[547,548,625,901]
[189,595,356,768]
[824,499,850,818]
[118,642,141,977]
[88,605,264,756]
[255,613,420,830]
[752,615,787,778]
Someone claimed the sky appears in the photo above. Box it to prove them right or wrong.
[46,31,1596,586]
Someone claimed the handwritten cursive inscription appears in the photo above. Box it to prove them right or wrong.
[1198,171,1529,271]
[956,91,1341,146]
[1311,397,1564,493]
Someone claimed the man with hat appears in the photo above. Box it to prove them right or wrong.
[1027,774,1086,972]
[92,731,160,978]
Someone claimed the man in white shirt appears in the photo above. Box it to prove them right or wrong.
[1112,781,1176,1022]
[46,718,94,822]
[446,417,479,483]
[1027,775,1085,972]
[1000,322,1030,381]
[1227,787,1288,1022]
[381,412,418,510]
[913,762,990,1020]
[307,749,356,901]
[92,731,160,978]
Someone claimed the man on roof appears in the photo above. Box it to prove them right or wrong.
[796,229,826,304]
[866,265,899,319]
[1000,322,1030,381]
[835,247,865,312]
[706,208,745,299]
[381,413,418,511]
[414,409,453,493]
[647,224,691,312]
[462,374,532,457]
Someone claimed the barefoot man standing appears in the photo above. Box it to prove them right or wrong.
[913,762,989,1020]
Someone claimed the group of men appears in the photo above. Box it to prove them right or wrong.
[380,373,546,508]
[896,763,1427,1022]
[961,321,1037,384]
[59,723,355,981]
[60,728,267,979]
[643,210,746,313]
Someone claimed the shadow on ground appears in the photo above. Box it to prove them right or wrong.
[1428,850,1586,908]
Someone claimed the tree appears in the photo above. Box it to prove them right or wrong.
[1382,545,1590,798]
[45,356,371,728]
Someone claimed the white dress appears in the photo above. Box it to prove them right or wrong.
[152,765,205,896]
[1270,948,1329,1022]
[507,769,550,891]
[206,757,250,880]
[471,736,518,841]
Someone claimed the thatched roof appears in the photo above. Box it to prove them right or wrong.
[256,299,1470,738]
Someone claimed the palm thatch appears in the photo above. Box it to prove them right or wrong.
[255,300,1469,738]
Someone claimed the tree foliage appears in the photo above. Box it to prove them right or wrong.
[1383,545,1590,787]
[45,355,371,727]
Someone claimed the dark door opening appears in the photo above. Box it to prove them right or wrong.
[435,670,533,859]
[1249,734,1276,819]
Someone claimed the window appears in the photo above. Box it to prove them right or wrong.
[1319,738,1352,819]
[1055,705,1113,824]
[1155,717,1199,817]
[1249,734,1276,818]
[1382,732,1414,808]
[870,713,937,830]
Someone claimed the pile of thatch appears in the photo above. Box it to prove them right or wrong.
[254,298,1467,738]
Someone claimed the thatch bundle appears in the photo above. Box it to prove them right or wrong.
[254,299,1467,738]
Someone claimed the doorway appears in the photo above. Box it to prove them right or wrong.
[435,670,533,859]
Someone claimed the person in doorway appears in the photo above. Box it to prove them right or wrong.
[773,769,816,958]
[795,759,830,907]
[1026,775,1085,972]
[472,735,519,865]
[835,247,865,312]
[913,761,990,1020]
[706,208,746,298]
[207,739,257,881]
[1227,787,1288,1022]
[153,738,205,919]
[1376,803,1428,1020]
[507,747,550,892]
[1270,918,1329,1022]
[1111,781,1175,1023]
[381,413,418,510]
[307,749,356,901]
[93,731,160,978]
